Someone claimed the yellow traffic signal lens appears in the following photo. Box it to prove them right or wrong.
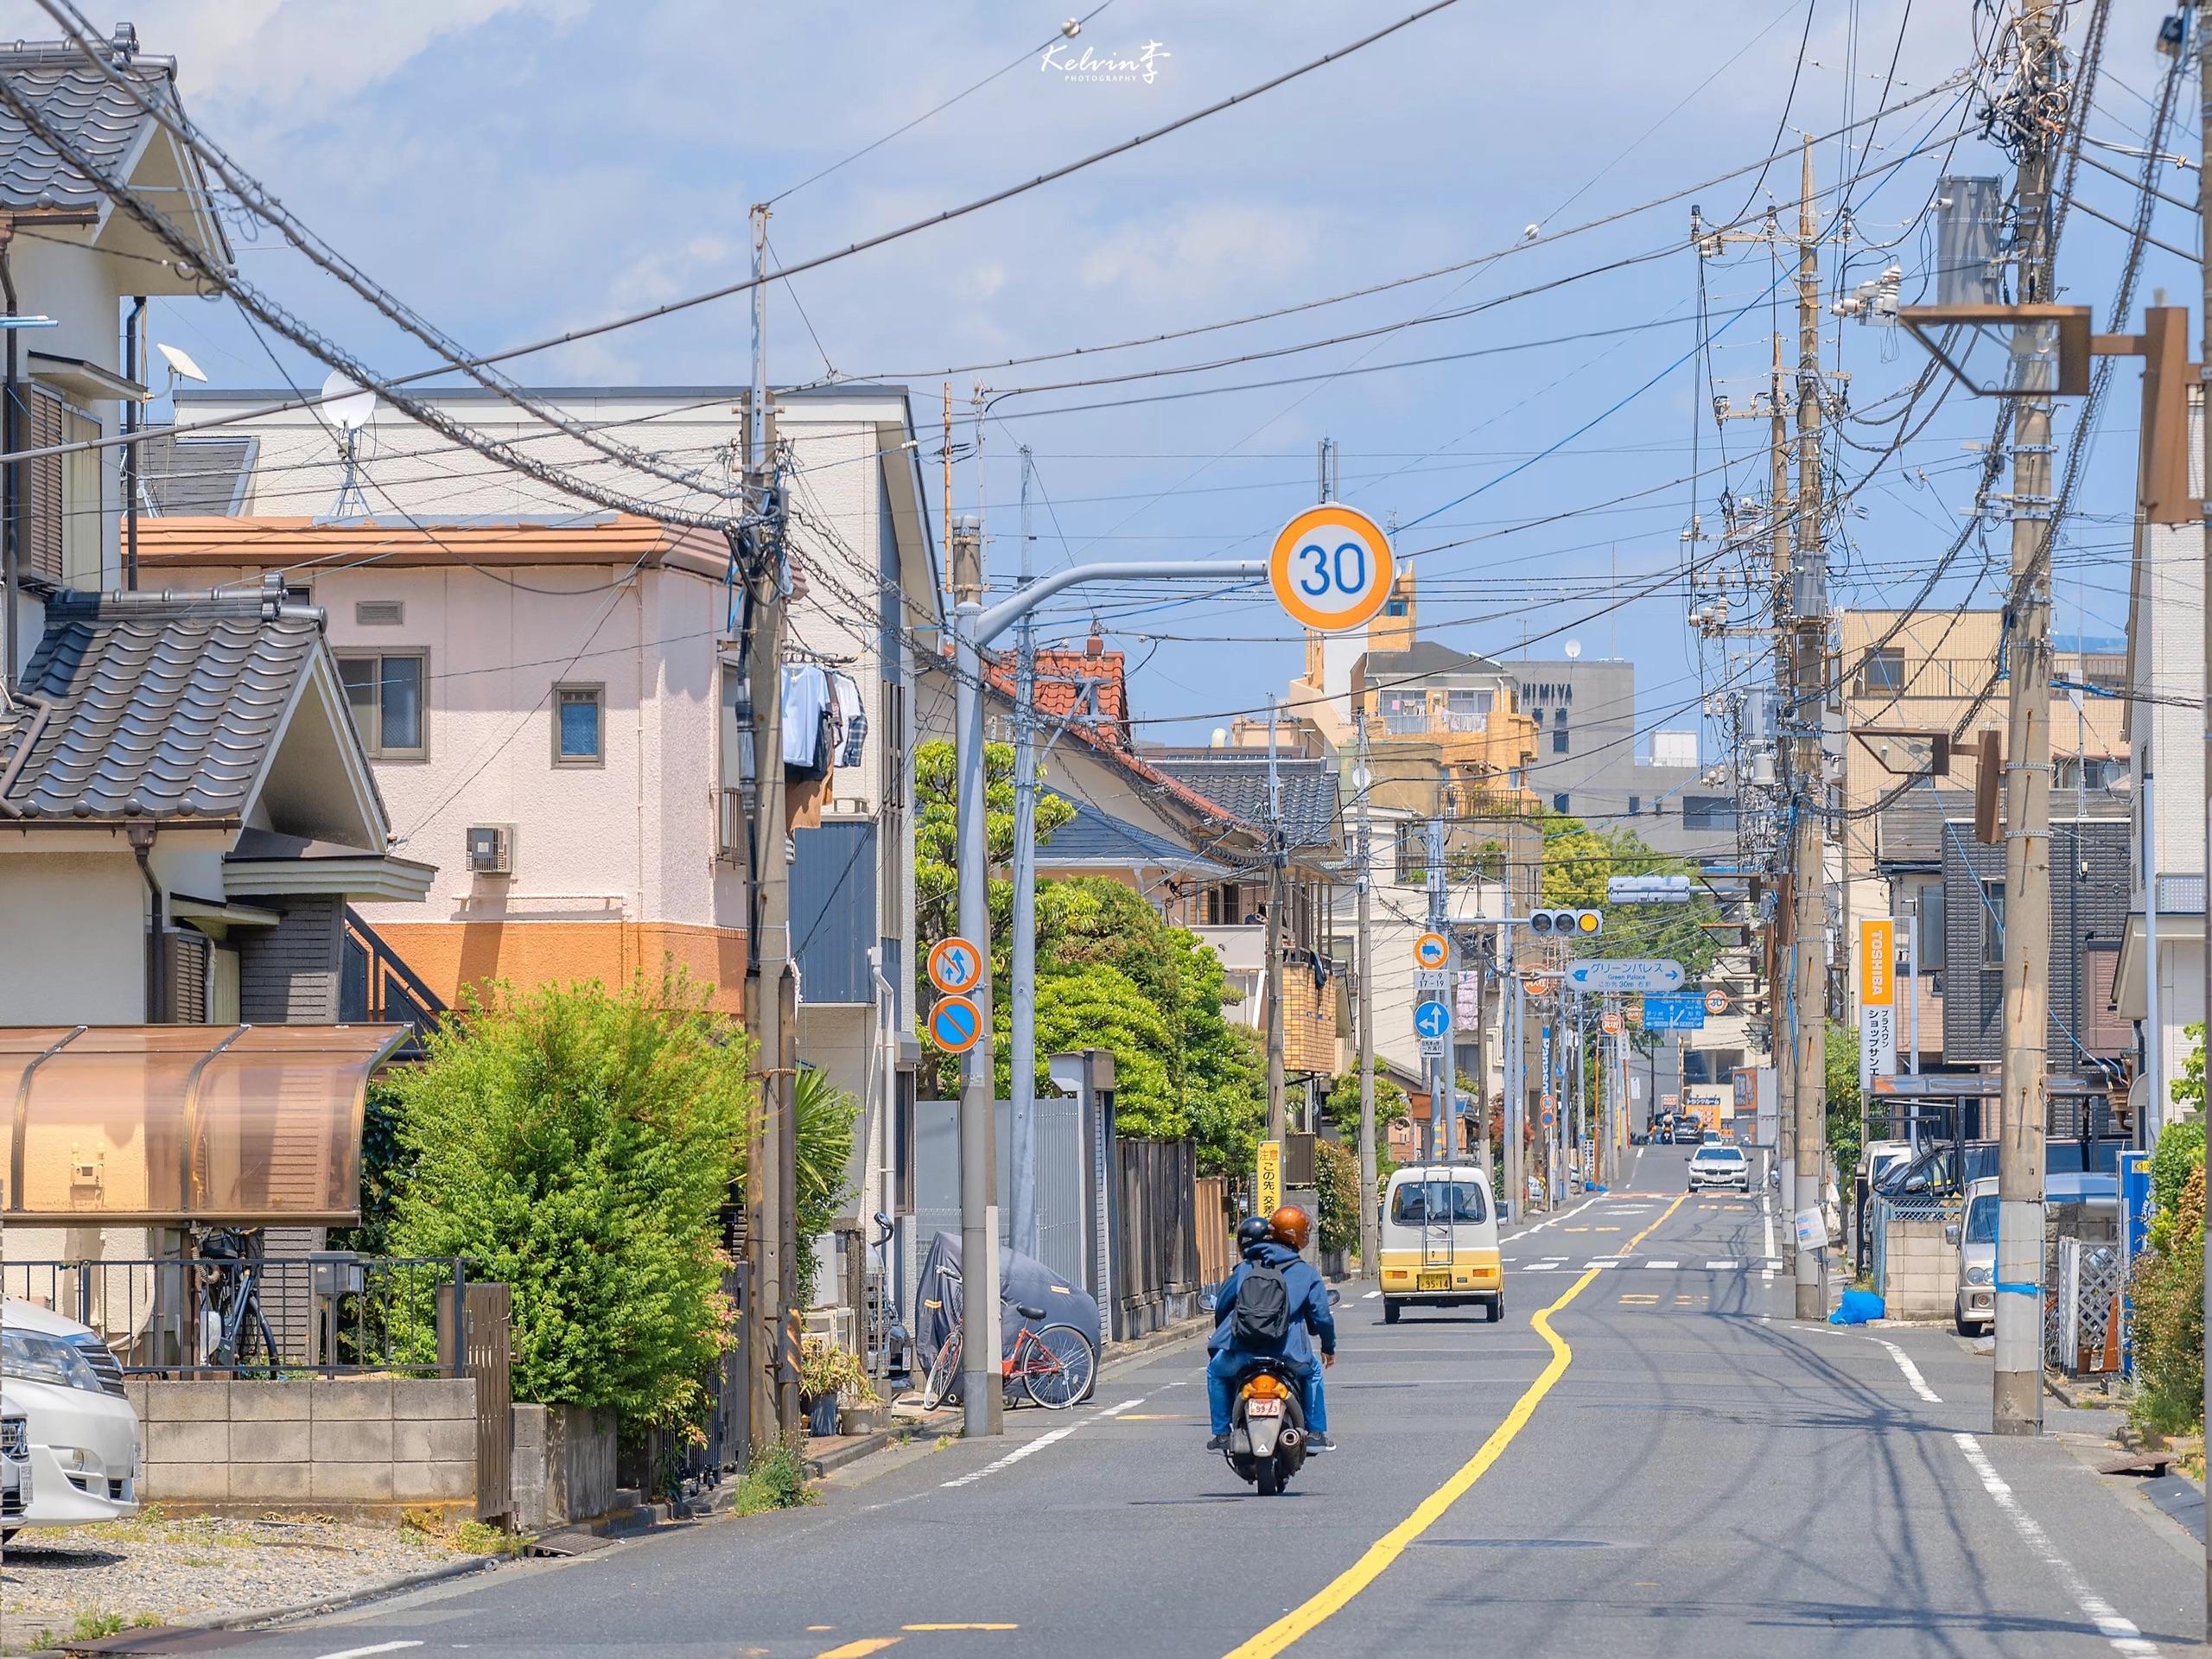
[1578,911,1600,933]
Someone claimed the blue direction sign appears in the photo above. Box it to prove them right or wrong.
[1413,1000,1451,1039]
[1641,993,1707,1031]
[927,994,983,1052]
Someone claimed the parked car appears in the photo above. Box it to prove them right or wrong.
[1874,1135,2126,1203]
[3,1392,28,1541]
[1688,1144,1751,1192]
[1,1299,139,1529]
[1949,1177,1998,1336]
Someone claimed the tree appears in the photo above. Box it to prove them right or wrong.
[387,971,752,1432]
[912,737,1075,1096]
[2130,1123,2205,1440]
[793,1067,859,1309]
[1824,1018,1863,1179]
[1321,1065,1410,1143]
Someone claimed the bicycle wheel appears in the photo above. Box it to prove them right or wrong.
[920,1332,963,1411]
[1016,1325,1096,1410]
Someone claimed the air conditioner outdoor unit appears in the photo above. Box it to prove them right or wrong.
[466,823,515,877]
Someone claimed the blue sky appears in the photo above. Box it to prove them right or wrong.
[38,0,2195,749]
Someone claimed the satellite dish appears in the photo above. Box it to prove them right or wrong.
[1564,639,1582,659]
[320,370,377,432]
[155,342,207,383]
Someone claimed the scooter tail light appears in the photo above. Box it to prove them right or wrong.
[1246,1374,1286,1400]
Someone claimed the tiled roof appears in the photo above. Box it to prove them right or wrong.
[139,432,257,516]
[1872,785,2120,867]
[1359,640,1507,678]
[1150,756,1341,852]
[984,649,1131,747]
[1036,793,1231,879]
[0,37,177,214]
[0,583,322,822]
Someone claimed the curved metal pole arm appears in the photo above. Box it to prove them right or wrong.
[974,559,1266,647]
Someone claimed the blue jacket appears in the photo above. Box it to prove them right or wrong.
[1207,1240,1336,1364]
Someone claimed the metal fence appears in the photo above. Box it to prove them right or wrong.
[4,1253,469,1377]
[1114,1138,1200,1340]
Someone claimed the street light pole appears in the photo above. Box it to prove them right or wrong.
[1009,448,1041,1262]
[953,558,1263,1436]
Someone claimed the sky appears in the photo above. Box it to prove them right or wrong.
[17,0,2196,756]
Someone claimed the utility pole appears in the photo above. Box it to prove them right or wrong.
[1994,0,2061,1434]
[2197,0,2212,1628]
[1427,804,1450,1161]
[1786,134,1831,1324]
[1502,887,1522,1214]
[1355,724,1380,1274]
[741,201,800,1445]
[1266,698,1287,1143]
[1009,448,1041,1260]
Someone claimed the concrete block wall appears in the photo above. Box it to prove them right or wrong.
[126,1376,475,1517]
[1878,1218,1957,1319]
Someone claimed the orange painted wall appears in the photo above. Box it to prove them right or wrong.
[1280,968,1339,1075]
[373,921,749,1014]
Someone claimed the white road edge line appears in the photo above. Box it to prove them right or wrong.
[940,1395,1147,1488]
[1363,1289,1382,1300]
[1953,1433,2160,1657]
[1645,1260,1680,1269]
[1872,1338,1943,1405]
[1505,1193,1602,1242]
[314,1644,425,1659]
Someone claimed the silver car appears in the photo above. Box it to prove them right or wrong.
[3,1391,29,1540]
[1688,1144,1751,1192]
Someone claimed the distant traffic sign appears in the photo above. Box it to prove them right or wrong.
[1642,993,1707,1031]
[1414,968,1447,993]
[1270,502,1395,633]
[1607,874,1694,905]
[1413,1001,1452,1039]
[1601,1010,1623,1035]
[1703,988,1731,1015]
[1418,1036,1446,1059]
[927,938,984,995]
[926,994,983,1052]
[1413,931,1449,969]
[1563,958,1686,994]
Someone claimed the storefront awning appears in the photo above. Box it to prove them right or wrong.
[3,1024,406,1226]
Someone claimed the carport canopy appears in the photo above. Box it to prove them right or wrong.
[2,1024,406,1225]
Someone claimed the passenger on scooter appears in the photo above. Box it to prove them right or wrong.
[1205,1205,1338,1453]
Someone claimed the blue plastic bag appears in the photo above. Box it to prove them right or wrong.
[1829,1288,1885,1325]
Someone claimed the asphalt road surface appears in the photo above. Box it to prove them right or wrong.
[241,1144,2203,1659]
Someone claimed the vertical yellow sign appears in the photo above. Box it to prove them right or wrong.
[1257,1140,1282,1215]
[1859,918,1896,1007]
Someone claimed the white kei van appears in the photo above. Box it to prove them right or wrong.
[1378,1163,1503,1325]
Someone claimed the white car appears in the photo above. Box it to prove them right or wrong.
[3,1391,28,1539]
[2,1299,139,1529]
[1688,1144,1751,1192]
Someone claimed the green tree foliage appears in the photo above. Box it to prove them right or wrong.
[2130,1119,2206,1439]
[1536,810,1726,984]
[792,1067,859,1310]
[1321,1065,1410,1144]
[912,737,1076,1096]
[329,1080,411,1258]
[1824,1018,1863,1177]
[2172,1023,2207,1116]
[1313,1139,1361,1259]
[387,972,753,1431]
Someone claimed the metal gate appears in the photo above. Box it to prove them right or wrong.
[439,1281,512,1523]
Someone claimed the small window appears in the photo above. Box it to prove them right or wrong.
[1383,598,1408,617]
[1980,881,2005,968]
[1553,709,1567,727]
[1855,645,1906,697]
[337,652,426,759]
[1552,730,1569,754]
[1552,793,1571,814]
[1682,795,1736,830]
[1627,795,1642,816]
[554,684,605,766]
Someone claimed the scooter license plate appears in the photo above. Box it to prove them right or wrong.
[1419,1270,1452,1291]
[1246,1398,1283,1417]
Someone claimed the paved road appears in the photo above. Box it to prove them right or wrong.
[249,1145,2203,1659]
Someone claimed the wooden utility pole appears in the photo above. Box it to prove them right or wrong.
[1265,699,1287,1142]
[741,202,800,1446]
[1355,724,1381,1274]
[1787,134,1829,1324]
[1993,0,2062,1436]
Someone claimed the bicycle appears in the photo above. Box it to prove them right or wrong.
[191,1226,280,1377]
[920,1309,1096,1411]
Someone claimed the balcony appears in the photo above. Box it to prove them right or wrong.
[1368,709,1491,740]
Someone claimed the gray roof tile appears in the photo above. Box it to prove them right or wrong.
[139,431,257,515]
[0,41,177,214]
[1036,793,1233,879]
[1149,756,1341,852]
[1,587,326,822]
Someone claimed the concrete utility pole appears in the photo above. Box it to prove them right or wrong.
[1427,807,1450,1160]
[741,201,801,1444]
[2199,0,2212,1623]
[1502,895,1522,1214]
[1355,726,1381,1274]
[1009,448,1041,1261]
[1994,0,2062,1435]
[1787,134,1830,1324]
[1265,700,1287,1142]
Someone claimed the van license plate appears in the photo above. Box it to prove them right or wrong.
[1247,1398,1283,1417]
[1419,1271,1452,1291]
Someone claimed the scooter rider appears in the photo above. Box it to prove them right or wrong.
[1205,1204,1338,1453]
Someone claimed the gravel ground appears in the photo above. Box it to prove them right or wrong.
[1,1511,467,1652]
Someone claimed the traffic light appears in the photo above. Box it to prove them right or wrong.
[1529,908,1602,937]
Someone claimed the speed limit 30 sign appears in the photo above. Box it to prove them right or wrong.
[1269,503,1395,632]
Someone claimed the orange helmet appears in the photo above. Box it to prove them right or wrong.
[1269,1204,1312,1252]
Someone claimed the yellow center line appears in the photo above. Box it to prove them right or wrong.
[1221,1264,1605,1659]
[902,1624,1019,1632]
[1618,1192,1688,1255]
[815,1642,900,1658]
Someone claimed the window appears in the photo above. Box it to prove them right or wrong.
[1627,795,1642,817]
[19,387,101,589]
[1980,881,2005,967]
[337,652,425,758]
[1965,1194,1997,1243]
[1855,645,1906,698]
[553,683,604,766]
[1389,1179,1487,1225]
[1552,793,1571,814]
[1383,598,1408,617]
[1552,729,1569,754]
[1682,795,1736,830]
[1916,885,1945,970]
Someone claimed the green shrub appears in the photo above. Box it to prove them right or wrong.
[793,1067,859,1309]
[2148,1117,2206,1256]
[2130,1162,2205,1440]
[1313,1139,1361,1259]
[731,1433,817,1515]
[387,970,753,1432]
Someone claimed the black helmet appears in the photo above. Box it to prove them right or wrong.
[1236,1215,1274,1250]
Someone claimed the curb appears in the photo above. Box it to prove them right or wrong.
[1101,1314,1210,1375]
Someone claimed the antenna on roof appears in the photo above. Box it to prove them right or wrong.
[320,370,377,518]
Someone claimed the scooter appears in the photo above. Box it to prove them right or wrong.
[1222,1356,1310,1497]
